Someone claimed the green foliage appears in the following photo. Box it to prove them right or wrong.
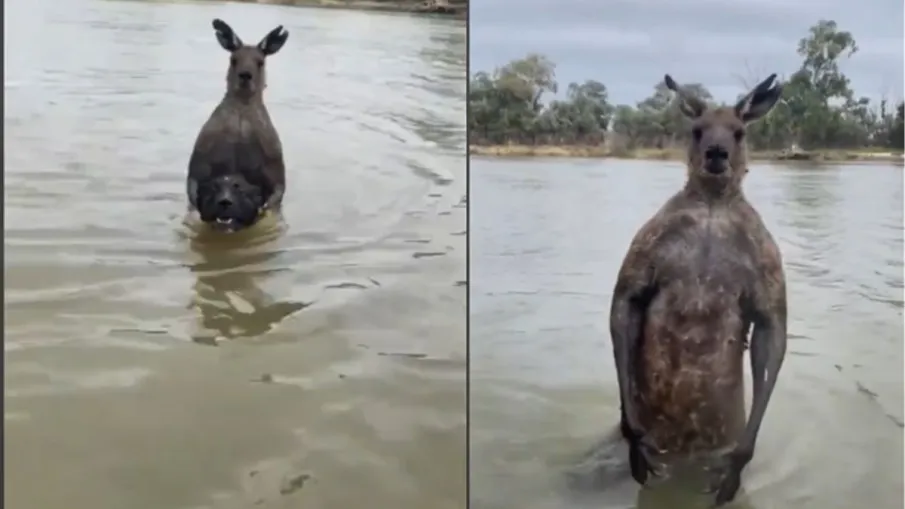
[468,53,611,145]
[891,103,905,150]
[469,20,904,152]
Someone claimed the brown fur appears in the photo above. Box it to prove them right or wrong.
[187,19,289,217]
[609,73,788,505]
[626,191,779,453]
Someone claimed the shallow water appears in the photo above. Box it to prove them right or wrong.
[470,158,904,509]
[4,1,466,508]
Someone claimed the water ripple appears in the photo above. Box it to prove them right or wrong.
[5,1,465,508]
[471,159,904,509]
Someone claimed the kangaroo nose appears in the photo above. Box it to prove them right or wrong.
[238,71,252,81]
[705,144,729,160]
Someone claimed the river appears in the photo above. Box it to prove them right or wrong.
[4,1,466,508]
[470,157,903,509]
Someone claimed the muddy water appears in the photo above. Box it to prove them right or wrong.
[4,1,466,508]
[470,158,903,509]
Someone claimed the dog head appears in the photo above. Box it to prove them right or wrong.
[194,174,265,232]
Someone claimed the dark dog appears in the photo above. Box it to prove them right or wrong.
[194,173,266,231]
[609,73,788,506]
[186,19,289,233]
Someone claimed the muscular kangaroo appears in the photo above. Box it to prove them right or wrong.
[610,73,788,506]
[187,19,289,232]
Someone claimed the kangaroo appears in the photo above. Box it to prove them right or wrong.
[609,73,788,506]
[187,19,289,232]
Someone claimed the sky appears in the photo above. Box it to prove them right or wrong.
[469,0,904,106]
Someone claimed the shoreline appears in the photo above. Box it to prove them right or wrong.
[469,145,905,164]
[206,0,466,17]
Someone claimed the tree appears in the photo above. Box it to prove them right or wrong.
[469,20,904,153]
[495,54,557,112]
[611,105,650,150]
[785,20,865,149]
[468,54,614,146]
[891,102,905,150]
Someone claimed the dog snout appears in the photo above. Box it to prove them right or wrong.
[238,71,252,82]
[215,189,235,209]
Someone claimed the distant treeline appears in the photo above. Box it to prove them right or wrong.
[469,20,905,152]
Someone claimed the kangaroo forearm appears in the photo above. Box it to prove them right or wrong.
[741,321,786,448]
[610,298,642,419]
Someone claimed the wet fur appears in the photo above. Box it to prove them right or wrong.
[187,19,288,230]
[195,173,265,230]
[629,191,772,453]
[609,73,788,505]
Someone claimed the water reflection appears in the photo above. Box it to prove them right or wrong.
[185,219,310,346]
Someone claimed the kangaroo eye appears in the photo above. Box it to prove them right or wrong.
[691,127,703,141]
[256,59,264,68]
[734,129,745,142]
[230,57,237,66]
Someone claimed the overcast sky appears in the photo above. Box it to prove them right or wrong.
[469,0,904,105]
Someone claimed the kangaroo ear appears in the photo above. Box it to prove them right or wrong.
[258,25,289,56]
[212,18,243,51]
[735,73,783,123]
[664,74,706,119]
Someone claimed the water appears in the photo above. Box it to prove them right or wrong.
[4,1,466,508]
[470,158,904,509]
